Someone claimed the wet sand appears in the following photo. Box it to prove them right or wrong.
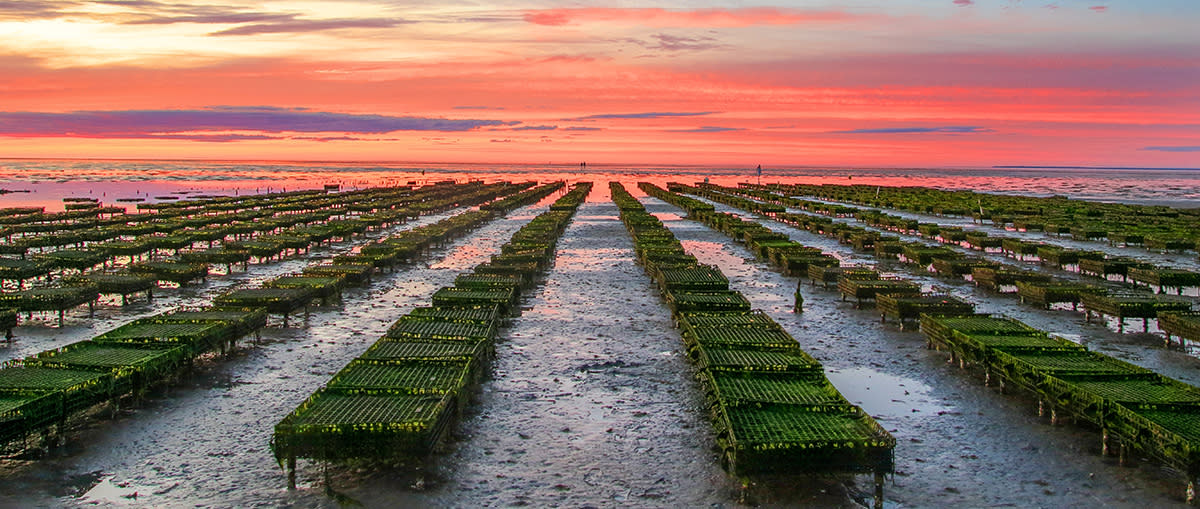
[344,205,743,506]
[0,186,1195,507]
[644,195,1194,507]
[0,202,547,507]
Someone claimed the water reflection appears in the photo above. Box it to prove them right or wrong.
[825,366,953,418]
[3,160,1197,212]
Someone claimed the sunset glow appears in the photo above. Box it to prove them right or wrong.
[1,1,1197,166]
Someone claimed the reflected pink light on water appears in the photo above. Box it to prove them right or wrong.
[1,160,1197,212]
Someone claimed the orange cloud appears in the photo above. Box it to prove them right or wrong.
[522,7,859,28]
[2,49,1197,168]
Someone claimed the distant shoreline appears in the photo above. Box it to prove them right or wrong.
[1,158,1197,172]
[994,165,1200,171]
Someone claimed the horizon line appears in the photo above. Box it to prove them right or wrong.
[2,157,1196,172]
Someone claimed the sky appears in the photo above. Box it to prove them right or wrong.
[0,1,1198,167]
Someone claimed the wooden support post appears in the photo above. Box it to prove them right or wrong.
[1102,429,1111,456]
[1119,443,1129,466]
[874,472,885,509]
[1187,479,1195,505]
[287,455,297,489]
[1038,400,1046,417]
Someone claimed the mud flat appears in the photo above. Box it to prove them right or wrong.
[311,201,749,506]
[0,181,1196,507]
[0,203,545,507]
[644,195,1191,507]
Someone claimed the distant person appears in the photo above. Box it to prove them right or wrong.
[793,281,804,313]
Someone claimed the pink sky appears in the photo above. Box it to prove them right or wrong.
[0,1,1197,167]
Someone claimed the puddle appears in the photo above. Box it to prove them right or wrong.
[679,239,746,268]
[651,212,684,222]
[77,474,176,505]
[825,367,953,418]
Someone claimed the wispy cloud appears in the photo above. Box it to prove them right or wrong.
[0,107,517,141]
[571,111,717,120]
[0,0,73,19]
[454,105,506,110]
[1090,6,1108,13]
[93,1,166,6]
[124,11,296,26]
[523,7,859,28]
[507,125,558,131]
[124,133,276,143]
[563,126,603,132]
[667,126,745,133]
[291,135,367,142]
[954,0,974,6]
[626,33,724,52]
[832,126,993,134]
[1142,145,1200,152]
[211,18,409,36]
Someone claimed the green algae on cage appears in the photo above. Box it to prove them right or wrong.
[694,346,824,375]
[1159,311,1200,345]
[360,339,489,364]
[1015,281,1105,308]
[385,318,496,342]
[405,306,501,325]
[877,293,975,326]
[656,265,730,292]
[715,403,895,476]
[665,290,753,313]
[706,372,847,407]
[326,361,471,396]
[128,261,208,284]
[213,287,319,315]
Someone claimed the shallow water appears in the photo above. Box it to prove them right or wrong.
[2,160,1198,212]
